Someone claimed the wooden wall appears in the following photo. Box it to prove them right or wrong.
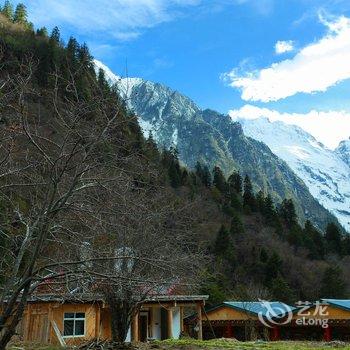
[206,306,256,321]
[292,305,350,320]
[17,302,103,345]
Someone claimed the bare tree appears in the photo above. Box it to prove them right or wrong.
[231,282,271,341]
[0,56,204,347]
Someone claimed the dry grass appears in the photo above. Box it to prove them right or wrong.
[7,340,350,350]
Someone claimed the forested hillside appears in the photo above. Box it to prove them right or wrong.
[0,2,349,328]
[94,63,340,231]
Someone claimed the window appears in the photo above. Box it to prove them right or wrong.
[63,312,85,337]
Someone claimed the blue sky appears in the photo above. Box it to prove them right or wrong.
[13,0,350,148]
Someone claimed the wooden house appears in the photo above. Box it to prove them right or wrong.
[14,293,208,345]
[186,301,293,341]
[186,299,350,342]
[283,299,350,341]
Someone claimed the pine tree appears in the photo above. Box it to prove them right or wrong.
[50,26,61,44]
[243,175,255,210]
[202,165,212,188]
[167,148,181,188]
[1,0,13,20]
[230,212,244,236]
[256,190,265,212]
[270,275,296,303]
[265,251,282,284]
[279,199,297,228]
[36,27,48,37]
[263,194,276,224]
[214,225,235,264]
[78,43,92,68]
[228,171,242,194]
[214,225,231,255]
[230,191,242,211]
[213,166,228,194]
[325,222,342,254]
[195,162,211,187]
[13,3,27,23]
[67,37,79,63]
[320,266,347,298]
[145,132,159,161]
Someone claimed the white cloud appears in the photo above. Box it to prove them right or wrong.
[22,0,201,41]
[275,40,294,54]
[223,14,350,102]
[229,104,350,149]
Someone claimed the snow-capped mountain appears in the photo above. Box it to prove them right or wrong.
[94,60,341,230]
[336,139,350,168]
[231,116,350,231]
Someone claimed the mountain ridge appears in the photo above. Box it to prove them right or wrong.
[232,116,350,232]
[94,59,342,231]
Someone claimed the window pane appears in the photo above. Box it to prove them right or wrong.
[75,313,85,319]
[74,320,85,336]
[64,313,75,319]
[64,320,74,336]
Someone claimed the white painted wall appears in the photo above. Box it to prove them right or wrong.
[124,306,181,342]
[151,307,162,340]
[125,327,131,342]
[172,307,181,339]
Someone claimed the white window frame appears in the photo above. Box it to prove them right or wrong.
[63,312,86,338]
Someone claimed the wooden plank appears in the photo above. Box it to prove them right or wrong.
[131,312,139,342]
[51,320,66,347]
[167,308,173,339]
[95,304,101,339]
[196,303,203,340]
[180,307,184,333]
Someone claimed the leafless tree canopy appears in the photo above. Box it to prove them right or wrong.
[0,56,204,346]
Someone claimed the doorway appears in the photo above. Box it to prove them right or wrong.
[139,312,149,342]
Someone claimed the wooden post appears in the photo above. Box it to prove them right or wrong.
[131,311,139,342]
[196,303,203,341]
[180,306,184,333]
[24,304,31,341]
[149,307,153,339]
[167,307,173,339]
[323,326,332,342]
[95,305,101,339]
[271,326,280,341]
[226,323,233,338]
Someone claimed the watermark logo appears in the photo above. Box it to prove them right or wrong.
[257,300,329,328]
[295,301,329,328]
[257,300,293,328]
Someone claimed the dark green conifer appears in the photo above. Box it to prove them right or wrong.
[50,26,61,43]
[228,171,242,194]
[243,175,255,210]
[13,3,27,23]
[1,0,13,20]
[279,199,297,228]
[36,27,48,37]
[325,222,342,254]
[320,266,347,298]
[230,212,244,236]
[213,166,228,194]
[270,275,296,303]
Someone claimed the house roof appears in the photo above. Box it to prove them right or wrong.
[27,293,208,304]
[321,299,350,312]
[185,300,296,323]
[221,301,296,317]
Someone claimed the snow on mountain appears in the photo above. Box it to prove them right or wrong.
[231,116,350,231]
[336,139,350,168]
[94,59,342,229]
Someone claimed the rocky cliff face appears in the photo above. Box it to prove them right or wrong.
[233,117,350,232]
[94,59,340,230]
[336,139,350,169]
